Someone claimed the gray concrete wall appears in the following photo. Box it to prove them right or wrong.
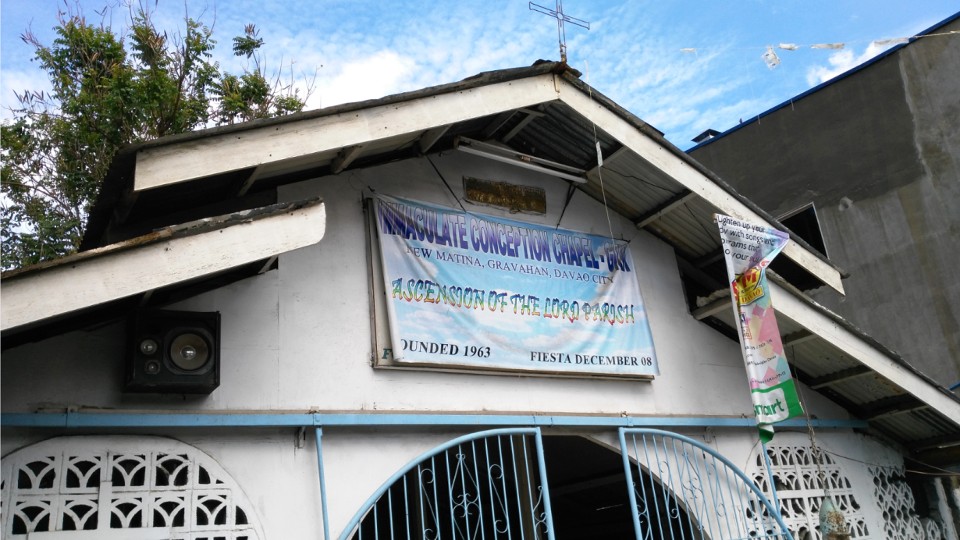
[690,18,960,388]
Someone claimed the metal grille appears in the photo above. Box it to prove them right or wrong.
[341,428,554,540]
[619,428,792,540]
[753,441,869,538]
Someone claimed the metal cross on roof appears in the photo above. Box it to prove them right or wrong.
[529,1,590,64]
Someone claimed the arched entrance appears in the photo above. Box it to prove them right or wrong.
[341,428,791,539]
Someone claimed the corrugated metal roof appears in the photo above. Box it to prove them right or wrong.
[10,61,957,464]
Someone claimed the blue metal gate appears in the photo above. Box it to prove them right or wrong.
[619,428,793,540]
[340,428,555,540]
[341,428,791,539]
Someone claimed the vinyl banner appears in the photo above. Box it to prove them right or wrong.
[375,195,658,377]
[717,214,804,442]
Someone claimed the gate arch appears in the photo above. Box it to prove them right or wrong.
[619,428,793,540]
[1,435,265,539]
[342,428,792,539]
[340,428,554,540]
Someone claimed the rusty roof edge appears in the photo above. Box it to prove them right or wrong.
[5,197,323,281]
[123,62,569,154]
[556,71,850,281]
[83,61,844,282]
[768,271,960,407]
[81,61,571,251]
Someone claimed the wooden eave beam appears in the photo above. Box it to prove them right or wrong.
[134,74,561,192]
[782,329,816,346]
[586,145,630,178]
[501,108,545,143]
[555,81,844,294]
[676,257,726,292]
[331,144,364,174]
[808,365,873,390]
[911,445,960,468]
[237,165,265,196]
[911,433,960,452]
[1,201,326,332]
[480,111,517,140]
[692,297,730,321]
[634,190,696,229]
[418,125,450,154]
[861,394,929,420]
[768,280,960,425]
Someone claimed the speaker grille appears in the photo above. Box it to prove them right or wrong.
[126,310,221,394]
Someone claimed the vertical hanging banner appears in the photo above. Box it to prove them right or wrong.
[716,214,804,442]
[374,195,658,377]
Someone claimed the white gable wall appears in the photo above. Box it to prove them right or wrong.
[2,150,872,537]
[0,150,857,418]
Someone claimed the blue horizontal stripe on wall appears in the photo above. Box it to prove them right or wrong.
[1,412,867,429]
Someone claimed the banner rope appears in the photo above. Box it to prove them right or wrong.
[584,60,617,245]
[791,352,830,495]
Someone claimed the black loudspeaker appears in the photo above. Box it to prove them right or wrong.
[125,310,221,394]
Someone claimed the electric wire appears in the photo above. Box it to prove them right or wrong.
[785,346,960,479]
[684,203,716,243]
[823,448,960,477]
[790,347,831,496]
[424,154,468,213]
[769,427,960,478]
[602,165,678,195]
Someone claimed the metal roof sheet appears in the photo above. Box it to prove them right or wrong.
[5,61,956,463]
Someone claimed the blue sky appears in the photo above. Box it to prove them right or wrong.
[2,1,957,148]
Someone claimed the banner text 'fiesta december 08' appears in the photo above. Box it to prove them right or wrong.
[374,195,658,377]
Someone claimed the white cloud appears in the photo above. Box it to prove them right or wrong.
[0,69,53,120]
[4,0,952,150]
[805,42,893,85]
[313,49,417,108]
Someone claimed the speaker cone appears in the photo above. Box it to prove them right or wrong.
[169,331,211,371]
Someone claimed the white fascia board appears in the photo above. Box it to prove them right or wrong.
[134,75,561,191]
[770,281,960,422]
[1,202,326,332]
[556,82,845,295]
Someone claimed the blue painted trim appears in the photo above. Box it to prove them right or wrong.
[534,428,557,539]
[618,428,644,539]
[315,428,331,540]
[0,412,868,429]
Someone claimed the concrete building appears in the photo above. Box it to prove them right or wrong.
[2,62,959,539]
[689,13,960,391]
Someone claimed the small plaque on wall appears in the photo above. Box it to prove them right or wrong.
[463,177,546,215]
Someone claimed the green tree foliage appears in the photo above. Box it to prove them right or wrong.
[1,4,309,270]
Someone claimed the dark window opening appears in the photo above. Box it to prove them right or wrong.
[779,204,827,257]
[770,204,829,291]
